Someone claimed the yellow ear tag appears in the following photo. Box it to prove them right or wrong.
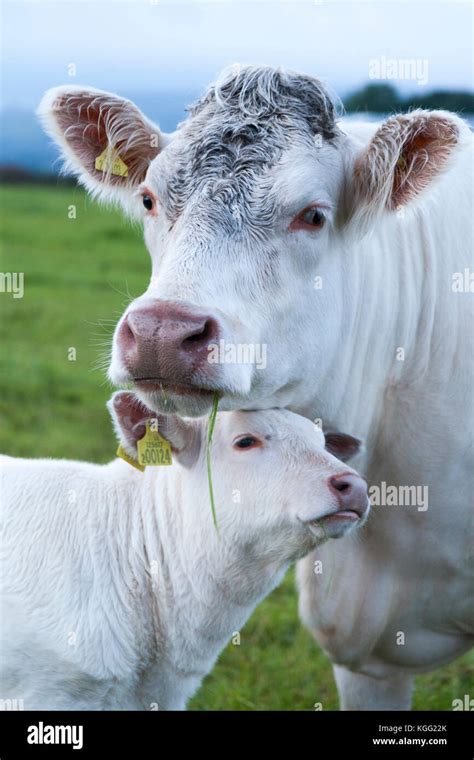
[116,444,145,472]
[137,421,173,467]
[95,145,129,178]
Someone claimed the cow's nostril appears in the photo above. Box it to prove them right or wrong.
[118,316,137,350]
[181,318,217,348]
[184,327,207,344]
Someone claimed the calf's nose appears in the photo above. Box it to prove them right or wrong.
[328,473,368,517]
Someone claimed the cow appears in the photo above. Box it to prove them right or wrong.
[0,394,367,710]
[38,64,473,709]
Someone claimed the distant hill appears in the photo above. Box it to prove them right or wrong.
[344,83,474,115]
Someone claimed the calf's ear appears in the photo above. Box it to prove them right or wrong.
[346,110,468,236]
[147,412,201,468]
[107,391,200,468]
[107,391,151,459]
[37,86,170,214]
[325,432,363,462]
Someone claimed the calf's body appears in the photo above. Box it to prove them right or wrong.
[0,405,367,710]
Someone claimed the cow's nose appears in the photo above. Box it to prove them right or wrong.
[116,302,220,379]
[126,309,218,352]
[328,473,368,517]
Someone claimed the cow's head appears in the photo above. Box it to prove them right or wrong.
[38,65,467,417]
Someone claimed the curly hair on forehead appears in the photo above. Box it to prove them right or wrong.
[188,63,340,141]
[163,65,341,229]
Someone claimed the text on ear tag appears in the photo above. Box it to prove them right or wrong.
[95,145,129,177]
[137,422,173,467]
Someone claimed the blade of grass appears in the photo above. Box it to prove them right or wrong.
[159,383,171,412]
[207,393,220,532]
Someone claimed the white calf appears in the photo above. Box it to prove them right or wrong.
[0,393,368,710]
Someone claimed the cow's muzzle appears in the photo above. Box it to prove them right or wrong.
[115,300,223,393]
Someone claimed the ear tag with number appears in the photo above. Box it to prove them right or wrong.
[95,144,129,177]
[137,421,173,467]
[116,444,145,472]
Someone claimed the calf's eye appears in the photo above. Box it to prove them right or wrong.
[142,194,154,211]
[233,435,261,450]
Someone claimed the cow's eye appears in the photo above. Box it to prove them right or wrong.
[233,435,261,450]
[290,205,326,231]
[142,194,154,211]
[301,207,325,227]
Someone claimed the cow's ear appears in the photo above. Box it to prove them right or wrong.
[346,110,468,235]
[107,391,200,468]
[37,86,170,215]
[325,432,363,462]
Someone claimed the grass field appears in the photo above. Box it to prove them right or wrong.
[1,184,472,710]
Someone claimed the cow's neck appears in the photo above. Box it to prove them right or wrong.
[294,203,470,548]
[302,211,454,450]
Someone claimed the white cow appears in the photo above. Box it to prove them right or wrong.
[38,64,474,709]
[0,393,368,710]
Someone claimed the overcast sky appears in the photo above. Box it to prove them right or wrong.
[2,0,473,110]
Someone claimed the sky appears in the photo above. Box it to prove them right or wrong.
[2,0,473,111]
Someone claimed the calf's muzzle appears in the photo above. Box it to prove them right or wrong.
[328,473,369,517]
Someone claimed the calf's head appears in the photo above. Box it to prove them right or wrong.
[39,65,466,417]
[109,391,369,554]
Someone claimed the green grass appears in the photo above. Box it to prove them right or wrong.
[1,184,472,710]
[0,185,146,461]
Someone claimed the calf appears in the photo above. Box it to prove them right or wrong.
[0,394,368,710]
